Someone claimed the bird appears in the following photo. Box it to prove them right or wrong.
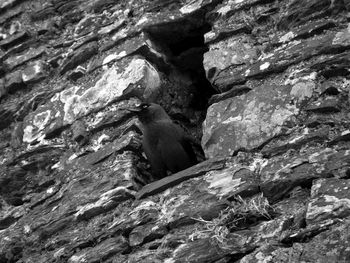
[127,102,197,179]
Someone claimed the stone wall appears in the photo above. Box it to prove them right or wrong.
[0,0,350,262]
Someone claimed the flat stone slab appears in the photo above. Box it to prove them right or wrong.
[22,61,48,84]
[0,31,29,50]
[306,178,350,224]
[4,46,46,70]
[136,158,226,199]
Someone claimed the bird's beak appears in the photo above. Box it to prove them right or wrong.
[125,106,141,114]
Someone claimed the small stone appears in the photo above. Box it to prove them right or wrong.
[305,97,341,113]
[9,21,22,35]
[22,61,48,84]
[4,70,25,92]
[0,31,29,50]
[98,18,126,35]
[74,13,102,37]
[68,66,86,81]
[60,41,98,75]
[71,120,89,146]
[4,46,46,70]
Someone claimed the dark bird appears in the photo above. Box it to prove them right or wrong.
[128,102,197,179]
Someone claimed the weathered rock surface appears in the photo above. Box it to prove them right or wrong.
[0,0,350,262]
[202,78,313,158]
[4,46,46,70]
[306,178,350,224]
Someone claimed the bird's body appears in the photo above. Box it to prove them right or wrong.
[142,119,195,177]
[129,103,197,179]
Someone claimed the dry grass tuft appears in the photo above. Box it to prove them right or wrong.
[189,194,274,249]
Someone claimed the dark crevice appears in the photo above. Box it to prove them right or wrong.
[0,215,18,230]
[209,85,251,104]
[144,16,217,110]
[280,219,341,245]
[225,246,259,262]
[44,124,69,140]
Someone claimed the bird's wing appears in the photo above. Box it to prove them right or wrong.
[158,137,193,173]
[142,132,167,178]
[178,134,198,165]
[151,122,194,173]
[170,124,197,165]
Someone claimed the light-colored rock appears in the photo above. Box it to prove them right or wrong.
[306,178,350,224]
[202,79,314,158]
[23,57,161,143]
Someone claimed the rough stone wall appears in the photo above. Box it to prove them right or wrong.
[0,0,350,262]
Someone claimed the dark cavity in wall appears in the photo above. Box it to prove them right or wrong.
[144,15,216,110]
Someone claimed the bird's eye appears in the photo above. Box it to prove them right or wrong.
[142,104,149,109]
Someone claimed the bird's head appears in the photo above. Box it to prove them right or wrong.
[127,103,171,124]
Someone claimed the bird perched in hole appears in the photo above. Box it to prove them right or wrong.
[128,102,197,179]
